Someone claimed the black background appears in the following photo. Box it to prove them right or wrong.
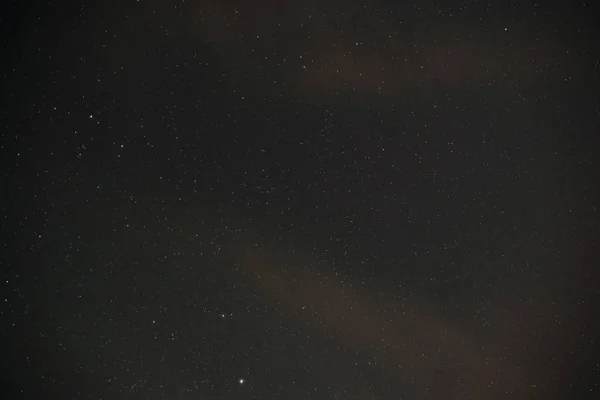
[2,0,599,399]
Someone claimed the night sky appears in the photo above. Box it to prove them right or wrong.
[2,0,599,399]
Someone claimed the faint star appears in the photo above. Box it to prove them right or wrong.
[239,378,245,385]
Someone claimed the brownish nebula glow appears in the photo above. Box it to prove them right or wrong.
[234,240,534,399]
[180,0,582,103]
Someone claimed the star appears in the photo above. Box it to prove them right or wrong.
[238,378,245,385]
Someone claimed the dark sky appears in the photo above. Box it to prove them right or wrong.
[2,0,599,399]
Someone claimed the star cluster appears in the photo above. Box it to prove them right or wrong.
[2,0,599,399]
